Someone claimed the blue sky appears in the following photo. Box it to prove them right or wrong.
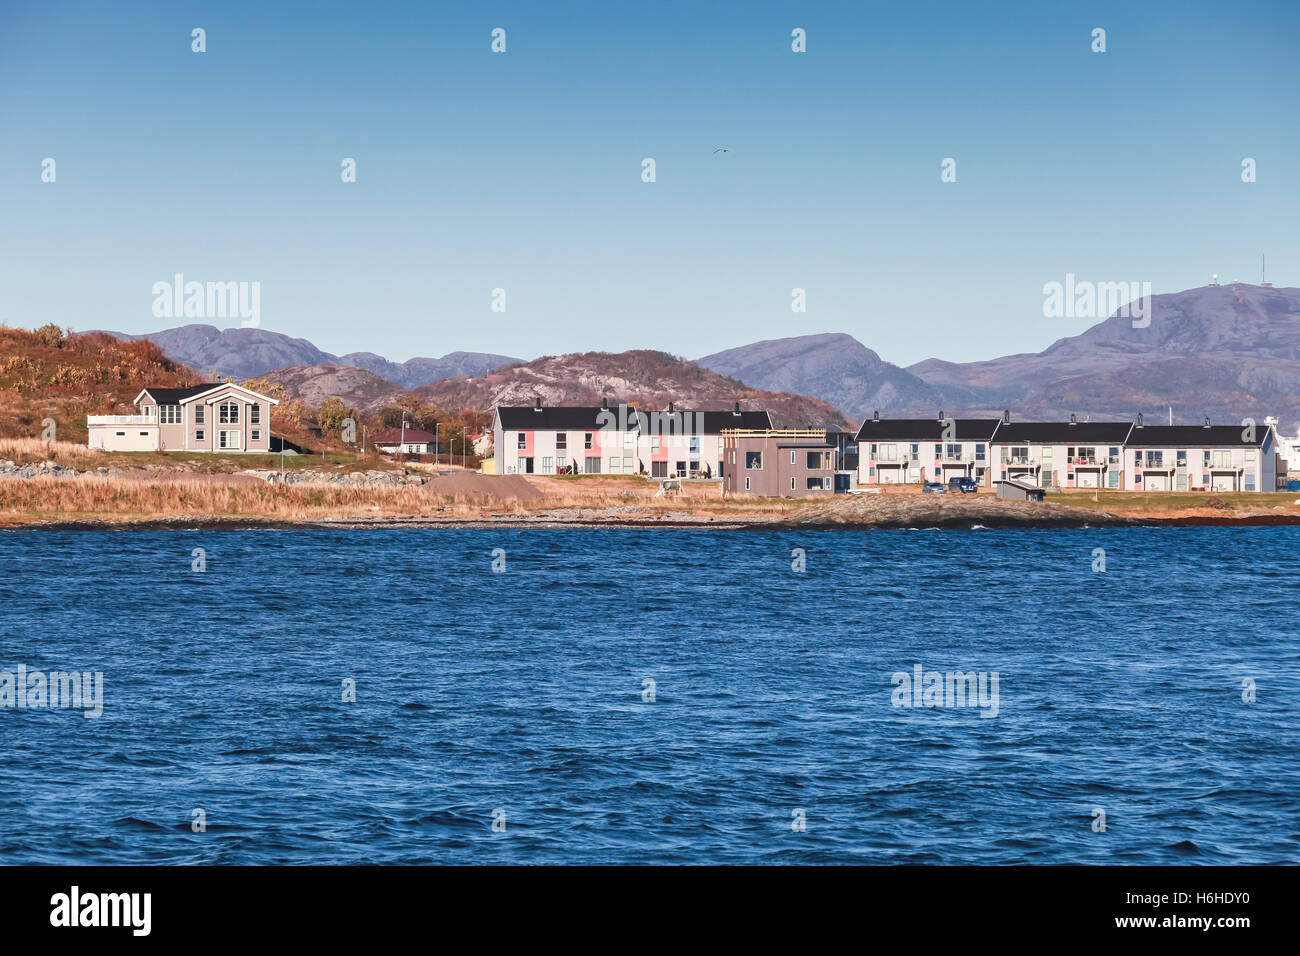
[2,0,1297,366]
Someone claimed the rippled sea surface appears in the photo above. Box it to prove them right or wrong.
[0,527,1297,864]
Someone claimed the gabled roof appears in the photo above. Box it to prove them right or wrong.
[642,409,773,434]
[135,382,279,406]
[495,404,773,434]
[992,422,1134,444]
[496,406,616,430]
[135,384,224,405]
[854,418,1001,442]
[1127,425,1267,447]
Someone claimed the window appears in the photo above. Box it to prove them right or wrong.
[159,404,181,424]
[1245,474,1256,491]
[1009,446,1028,464]
[1176,449,1187,467]
[584,432,593,450]
[806,476,829,490]
[139,431,149,436]
[608,457,621,473]
[585,456,601,474]
[250,404,260,425]
[1146,451,1163,467]
[1108,470,1119,488]
[517,432,526,449]
[1203,450,1212,467]
[1000,447,1008,463]
[542,456,553,472]
[910,443,920,461]
[251,430,260,442]
[690,437,699,454]
[115,431,125,436]
[1176,475,1188,491]
[945,443,961,461]
[219,402,239,424]
[556,433,567,451]
[1041,446,1053,462]
[934,444,942,458]
[807,450,832,469]
[651,436,661,453]
[744,476,751,491]
[1245,450,1258,467]
[194,405,205,424]
[1076,446,1096,463]
[219,430,240,449]
[1108,446,1119,463]
[790,477,796,491]
[790,451,796,465]
[689,460,699,474]
[195,429,205,442]
[975,444,985,461]
[650,461,666,478]
[623,431,633,447]
[745,451,762,470]
[675,460,686,476]
[624,456,633,473]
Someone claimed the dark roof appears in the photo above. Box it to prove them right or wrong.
[140,384,224,404]
[644,409,772,434]
[992,422,1134,444]
[497,406,621,430]
[1127,425,1267,447]
[854,418,1001,442]
[496,405,772,434]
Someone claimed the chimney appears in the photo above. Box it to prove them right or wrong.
[733,402,741,416]
[938,409,944,421]
[1203,416,1211,428]
[667,401,674,413]
[1069,413,1077,425]
[601,397,608,409]
[1136,413,1143,428]
[872,410,880,422]
[534,398,542,411]
[1002,409,1010,425]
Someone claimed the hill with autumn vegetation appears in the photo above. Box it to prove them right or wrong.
[0,325,203,443]
[410,349,855,429]
[0,325,336,452]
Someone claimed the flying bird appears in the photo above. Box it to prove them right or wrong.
[713,147,731,154]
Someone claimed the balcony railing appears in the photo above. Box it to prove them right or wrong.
[88,415,154,425]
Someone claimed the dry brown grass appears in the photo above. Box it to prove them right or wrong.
[0,471,813,525]
[0,437,94,462]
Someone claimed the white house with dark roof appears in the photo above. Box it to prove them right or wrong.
[1124,419,1280,491]
[491,400,772,477]
[87,382,279,453]
[989,415,1134,489]
[854,413,1001,485]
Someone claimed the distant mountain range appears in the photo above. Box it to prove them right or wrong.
[89,282,1300,431]
[94,324,520,389]
[697,283,1300,430]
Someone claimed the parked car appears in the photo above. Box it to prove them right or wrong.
[922,481,946,494]
[947,477,979,494]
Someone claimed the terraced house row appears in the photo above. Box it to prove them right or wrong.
[855,412,1287,492]
[492,400,773,478]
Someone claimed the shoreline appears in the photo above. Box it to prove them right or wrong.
[6,511,1300,532]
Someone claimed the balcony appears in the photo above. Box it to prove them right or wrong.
[88,415,154,425]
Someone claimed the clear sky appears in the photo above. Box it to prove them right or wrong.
[2,0,1297,366]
